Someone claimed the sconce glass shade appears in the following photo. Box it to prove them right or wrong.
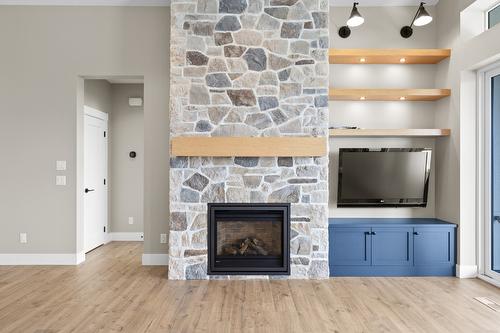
[346,3,364,27]
[413,4,433,26]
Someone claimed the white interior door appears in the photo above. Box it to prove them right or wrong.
[84,107,108,253]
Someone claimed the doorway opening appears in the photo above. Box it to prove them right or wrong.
[81,77,145,256]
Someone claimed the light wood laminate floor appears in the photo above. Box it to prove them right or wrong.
[0,242,499,333]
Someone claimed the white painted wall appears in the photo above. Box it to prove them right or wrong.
[0,6,169,257]
[329,6,439,218]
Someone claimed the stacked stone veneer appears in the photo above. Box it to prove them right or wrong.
[169,0,329,279]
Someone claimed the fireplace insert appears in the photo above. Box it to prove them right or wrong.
[207,203,290,275]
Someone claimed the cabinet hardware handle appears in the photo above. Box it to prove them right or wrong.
[371,232,376,235]
[413,232,419,235]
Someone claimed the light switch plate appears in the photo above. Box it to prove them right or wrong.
[56,160,67,171]
[20,233,27,244]
[128,217,134,225]
[56,175,66,186]
[160,233,167,244]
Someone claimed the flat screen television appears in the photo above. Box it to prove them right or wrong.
[337,148,432,207]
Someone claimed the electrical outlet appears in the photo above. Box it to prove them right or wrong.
[20,233,27,244]
[56,160,67,171]
[56,175,66,186]
[160,233,167,244]
[128,217,134,225]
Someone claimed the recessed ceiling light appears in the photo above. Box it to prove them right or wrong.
[360,96,366,100]
[400,58,406,63]
[360,58,366,63]
[400,96,406,101]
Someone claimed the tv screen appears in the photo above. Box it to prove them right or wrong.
[337,148,432,207]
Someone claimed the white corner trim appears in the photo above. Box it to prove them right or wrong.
[109,232,144,241]
[0,0,170,5]
[0,253,82,265]
[456,264,479,278]
[142,253,168,266]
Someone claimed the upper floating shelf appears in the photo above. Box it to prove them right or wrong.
[329,129,451,137]
[329,48,451,64]
[329,88,451,101]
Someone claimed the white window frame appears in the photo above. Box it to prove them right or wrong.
[486,2,500,30]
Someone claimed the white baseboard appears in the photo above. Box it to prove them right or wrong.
[108,232,144,241]
[76,251,86,264]
[456,264,478,278]
[142,253,169,266]
[0,253,82,265]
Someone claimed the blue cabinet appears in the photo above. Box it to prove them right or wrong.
[372,227,413,266]
[329,219,456,277]
[330,227,371,266]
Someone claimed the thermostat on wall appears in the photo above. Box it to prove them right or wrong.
[129,97,143,107]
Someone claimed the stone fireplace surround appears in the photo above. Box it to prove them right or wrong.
[169,0,330,280]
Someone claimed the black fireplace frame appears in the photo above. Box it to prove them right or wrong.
[207,203,291,275]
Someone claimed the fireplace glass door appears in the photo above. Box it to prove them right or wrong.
[208,204,290,275]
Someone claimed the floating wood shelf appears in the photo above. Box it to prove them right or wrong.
[329,48,451,64]
[329,129,451,137]
[171,137,328,157]
[329,88,451,101]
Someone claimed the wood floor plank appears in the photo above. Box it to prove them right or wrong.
[1,242,499,333]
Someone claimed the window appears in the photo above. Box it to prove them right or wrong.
[488,3,500,29]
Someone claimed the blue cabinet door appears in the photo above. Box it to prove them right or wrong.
[414,227,454,265]
[372,227,413,266]
[330,227,371,266]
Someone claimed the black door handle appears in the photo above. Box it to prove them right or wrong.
[413,231,420,235]
[371,231,376,235]
[85,188,95,193]
[494,216,500,223]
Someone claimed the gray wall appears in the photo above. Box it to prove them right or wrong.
[84,80,112,114]
[109,84,144,233]
[0,6,169,255]
[329,6,439,218]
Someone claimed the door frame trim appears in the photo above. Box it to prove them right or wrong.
[84,105,109,121]
[477,62,500,281]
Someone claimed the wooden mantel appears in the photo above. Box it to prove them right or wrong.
[171,136,327,157]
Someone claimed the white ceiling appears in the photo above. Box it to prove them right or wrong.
[331,0,439,6]
[0,0,169,5]
[0,0,440,6]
